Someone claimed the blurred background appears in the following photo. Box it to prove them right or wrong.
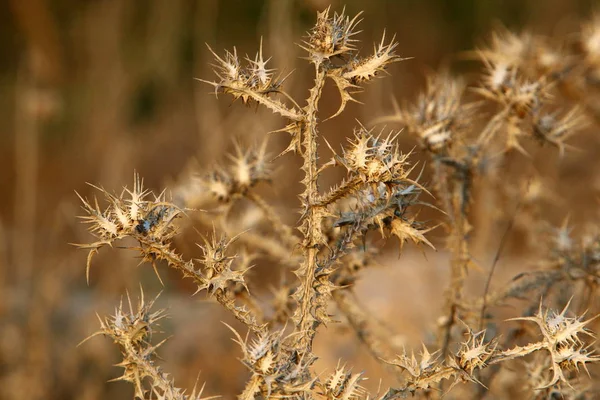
[1,0,599,398]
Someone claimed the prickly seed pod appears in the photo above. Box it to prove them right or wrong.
[303,6,362,60]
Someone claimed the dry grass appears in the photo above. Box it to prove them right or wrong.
[74,6,600,399]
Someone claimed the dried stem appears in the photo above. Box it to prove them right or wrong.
[292,60,328,355]
[332,289,404,381]
[77,8,600,400]
[246,191,298,250]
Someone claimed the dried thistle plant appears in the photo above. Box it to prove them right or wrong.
[76,6,600,399]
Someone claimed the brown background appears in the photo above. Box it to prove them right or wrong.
[1,0,598,398]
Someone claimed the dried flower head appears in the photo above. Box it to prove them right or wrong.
[76,173,184,282]
[581,13,600,68]
[327,126,413,185]
[83,290,214,400]
[510,299,599,388]
[378,74,476,154]
[455,326,498,376]
[200,41,301,121]
[532,106,587,155]
[202,139,272,203]
[204,40,280,103]
[196,231,250,296]
[320,363,367,399]
[227,325,315,399]
[303,6,362,61]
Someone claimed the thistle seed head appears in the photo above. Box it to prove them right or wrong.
[303,6,362,61]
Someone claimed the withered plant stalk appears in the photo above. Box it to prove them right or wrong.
[76,7,600,400]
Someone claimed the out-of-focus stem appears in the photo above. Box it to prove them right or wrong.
[246,191,297,250]
[333,289,404,381]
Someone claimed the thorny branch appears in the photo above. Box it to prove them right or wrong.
[76,7,600,400]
